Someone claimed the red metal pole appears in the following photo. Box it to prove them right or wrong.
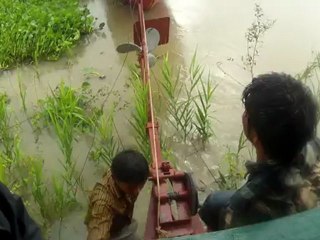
[135,1,206,238]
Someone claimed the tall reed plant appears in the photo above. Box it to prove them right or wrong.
[159,52,217,144]
[296,53,320,109]
[216,131,247,190]
[90,108,120,167]
[129,66,151,160]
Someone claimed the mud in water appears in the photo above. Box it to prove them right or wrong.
[1,0,320,239]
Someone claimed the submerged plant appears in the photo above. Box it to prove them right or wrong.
[216,131,247,190]
[35,82,94,132]
[242,4,275,78]
[90,108,120,167]
[0,94,15,159]
[0,0,94,69]
[159,52,216,144]
[193,74,217,144]
[33,82,100,213]
[296,53,320,108]
[18,79,27,113]
[129,66,151,160]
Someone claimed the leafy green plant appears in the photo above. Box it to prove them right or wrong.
[18,79,27,113]
[35,82,94,132]
[129,66,151,160]
[296,53,320,107]
[90,109,120,167]
[193,76,217,144]
[0,0,94,69]
[33,82,99,207]
[159,52,216,144]
[216,131,247,190]
[242,4,275,78]
[0,94,15,159]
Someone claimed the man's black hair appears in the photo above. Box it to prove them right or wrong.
[111,149,149,184]
[242,72,318,165]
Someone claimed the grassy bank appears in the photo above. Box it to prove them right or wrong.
[0,0,94,69]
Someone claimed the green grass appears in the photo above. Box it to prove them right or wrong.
[90,109,120,167]
[194,74,217,144]
[296,53,320,108]
[34,82,96,132]
[159,52,217,144]
[216,131,247,190]
[0,94,15,159]
[0,0,94,69]
[129,66,151,160]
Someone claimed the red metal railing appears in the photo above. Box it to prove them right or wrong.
[133,0,206,238]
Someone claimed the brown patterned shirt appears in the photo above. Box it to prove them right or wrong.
[85,170,137,240]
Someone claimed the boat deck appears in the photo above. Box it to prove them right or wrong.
[169,208,320,240]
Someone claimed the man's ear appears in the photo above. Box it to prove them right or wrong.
[251,130,266,157]
[251,130,259,147]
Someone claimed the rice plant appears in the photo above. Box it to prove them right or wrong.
[0,0,94,69]
[18,78,27,113]
[242,4,275,78]
[90,109,120,167]
[129,66,151,160]
[30,160,51,225]
[33,82,99,201]
[35,82,94,131]
[216,131,247,190]
[0,94,15,159]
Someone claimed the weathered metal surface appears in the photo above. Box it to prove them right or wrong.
[169,208,320,240]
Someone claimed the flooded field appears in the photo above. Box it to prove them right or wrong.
[1,0,320,239]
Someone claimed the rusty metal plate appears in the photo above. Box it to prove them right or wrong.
[134,17,170,47]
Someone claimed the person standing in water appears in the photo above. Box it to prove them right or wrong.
[85,149,149,240]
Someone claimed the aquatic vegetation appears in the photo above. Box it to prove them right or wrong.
[242,4,275,77]
[0,94,15,158]
[18,78,27,113]
[215,131,247,190]
[189,53,217,144]
[33,82,103,201]
[90,109,121,167]
[0,0,94,69]
[296,53,320,108]
[193,76,217,144]
[129,66,151,160]
[34,82,95,132]
[159,53,216,144]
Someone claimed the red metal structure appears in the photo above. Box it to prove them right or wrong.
[117,0,206,239]
[126,0,160,10]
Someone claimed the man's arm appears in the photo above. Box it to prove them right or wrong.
[87,184,113,240]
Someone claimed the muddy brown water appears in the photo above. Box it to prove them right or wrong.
[1,0,320,239]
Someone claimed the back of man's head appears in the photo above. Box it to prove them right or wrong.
[242,72,318,165]
[111,149,149,184]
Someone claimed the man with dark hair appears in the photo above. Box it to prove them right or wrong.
[85,150,149,240]
[199,73,320,230]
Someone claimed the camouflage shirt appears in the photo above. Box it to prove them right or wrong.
[223,138,320,229]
